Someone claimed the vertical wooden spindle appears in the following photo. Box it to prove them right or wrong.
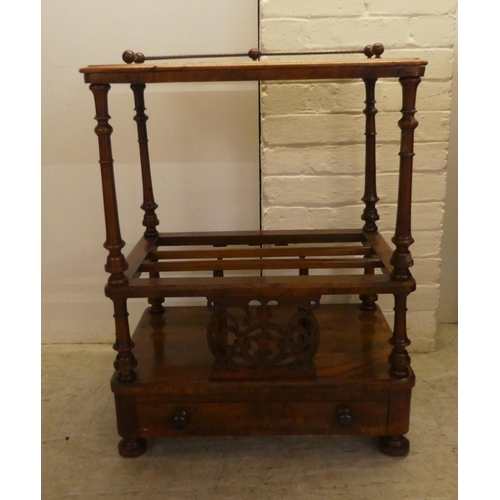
[299,255,309,276]
[112,298,138,382]
[390,76,421,281]
[360,247,378,310]
[298,257,309,324]
[147,254,165,314]
[388,293,411,378]
[213,246,225,277]
[131,84,165,313]
[90,84,128,286]
[361,77,379,233]
[213,259,224,277]
[360,292,377,311]
[148,298,165,314]
[131,83,160,238]
[360,77,379,310]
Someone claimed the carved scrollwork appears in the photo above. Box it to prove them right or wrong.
[206,297,320,378]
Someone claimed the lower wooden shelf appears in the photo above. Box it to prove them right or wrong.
[111,303,415,457]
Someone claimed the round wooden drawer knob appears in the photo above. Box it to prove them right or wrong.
[172,410,188,430]
[337,408,354,428]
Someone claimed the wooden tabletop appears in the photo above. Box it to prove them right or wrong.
[80,58,427,84]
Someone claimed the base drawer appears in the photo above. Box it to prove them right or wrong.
[138,400,388,437]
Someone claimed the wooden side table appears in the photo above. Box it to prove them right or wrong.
[80,52,427,458]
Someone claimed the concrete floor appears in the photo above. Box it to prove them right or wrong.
[42,324,457,500]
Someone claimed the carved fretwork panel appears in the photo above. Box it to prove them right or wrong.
[206,297,321,380]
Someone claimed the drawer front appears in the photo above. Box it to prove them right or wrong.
[138,401,388,437]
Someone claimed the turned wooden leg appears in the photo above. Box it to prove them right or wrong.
[115,395,147,458]
[361,76,380,233]
[112,298,138,382]
[118,437,147,458]
[130,84,166,314]
[390,76,421,281]
[131,83,160,238]
[90,83,129,286]
[359,77,379,311]
[389,293,411,378]
[378,435,410,457]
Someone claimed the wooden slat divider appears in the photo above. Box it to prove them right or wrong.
[156,229,365,246]
[105,274,416,300]
[139,257,382,273]
[363,232,395,275]
[124,236,159,280]
[151,245,370,260]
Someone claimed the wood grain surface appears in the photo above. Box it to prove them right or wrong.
[81,58,427,84]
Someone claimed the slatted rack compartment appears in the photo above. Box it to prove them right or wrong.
[113,229,411,301]
[145,234,380,275]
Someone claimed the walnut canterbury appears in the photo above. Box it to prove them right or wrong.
[80,46,426,459]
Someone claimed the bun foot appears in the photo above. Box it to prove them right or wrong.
[118,437,147,458]
[378,435,410,457]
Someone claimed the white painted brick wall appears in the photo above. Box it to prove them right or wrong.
[260,0,457,352]
[262,142,448,176]
[262,80,452,115]
[366,0,456,16]
[261,0,366,18]
[263,112,450,147]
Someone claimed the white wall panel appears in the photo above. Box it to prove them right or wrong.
[42,1,260,342]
